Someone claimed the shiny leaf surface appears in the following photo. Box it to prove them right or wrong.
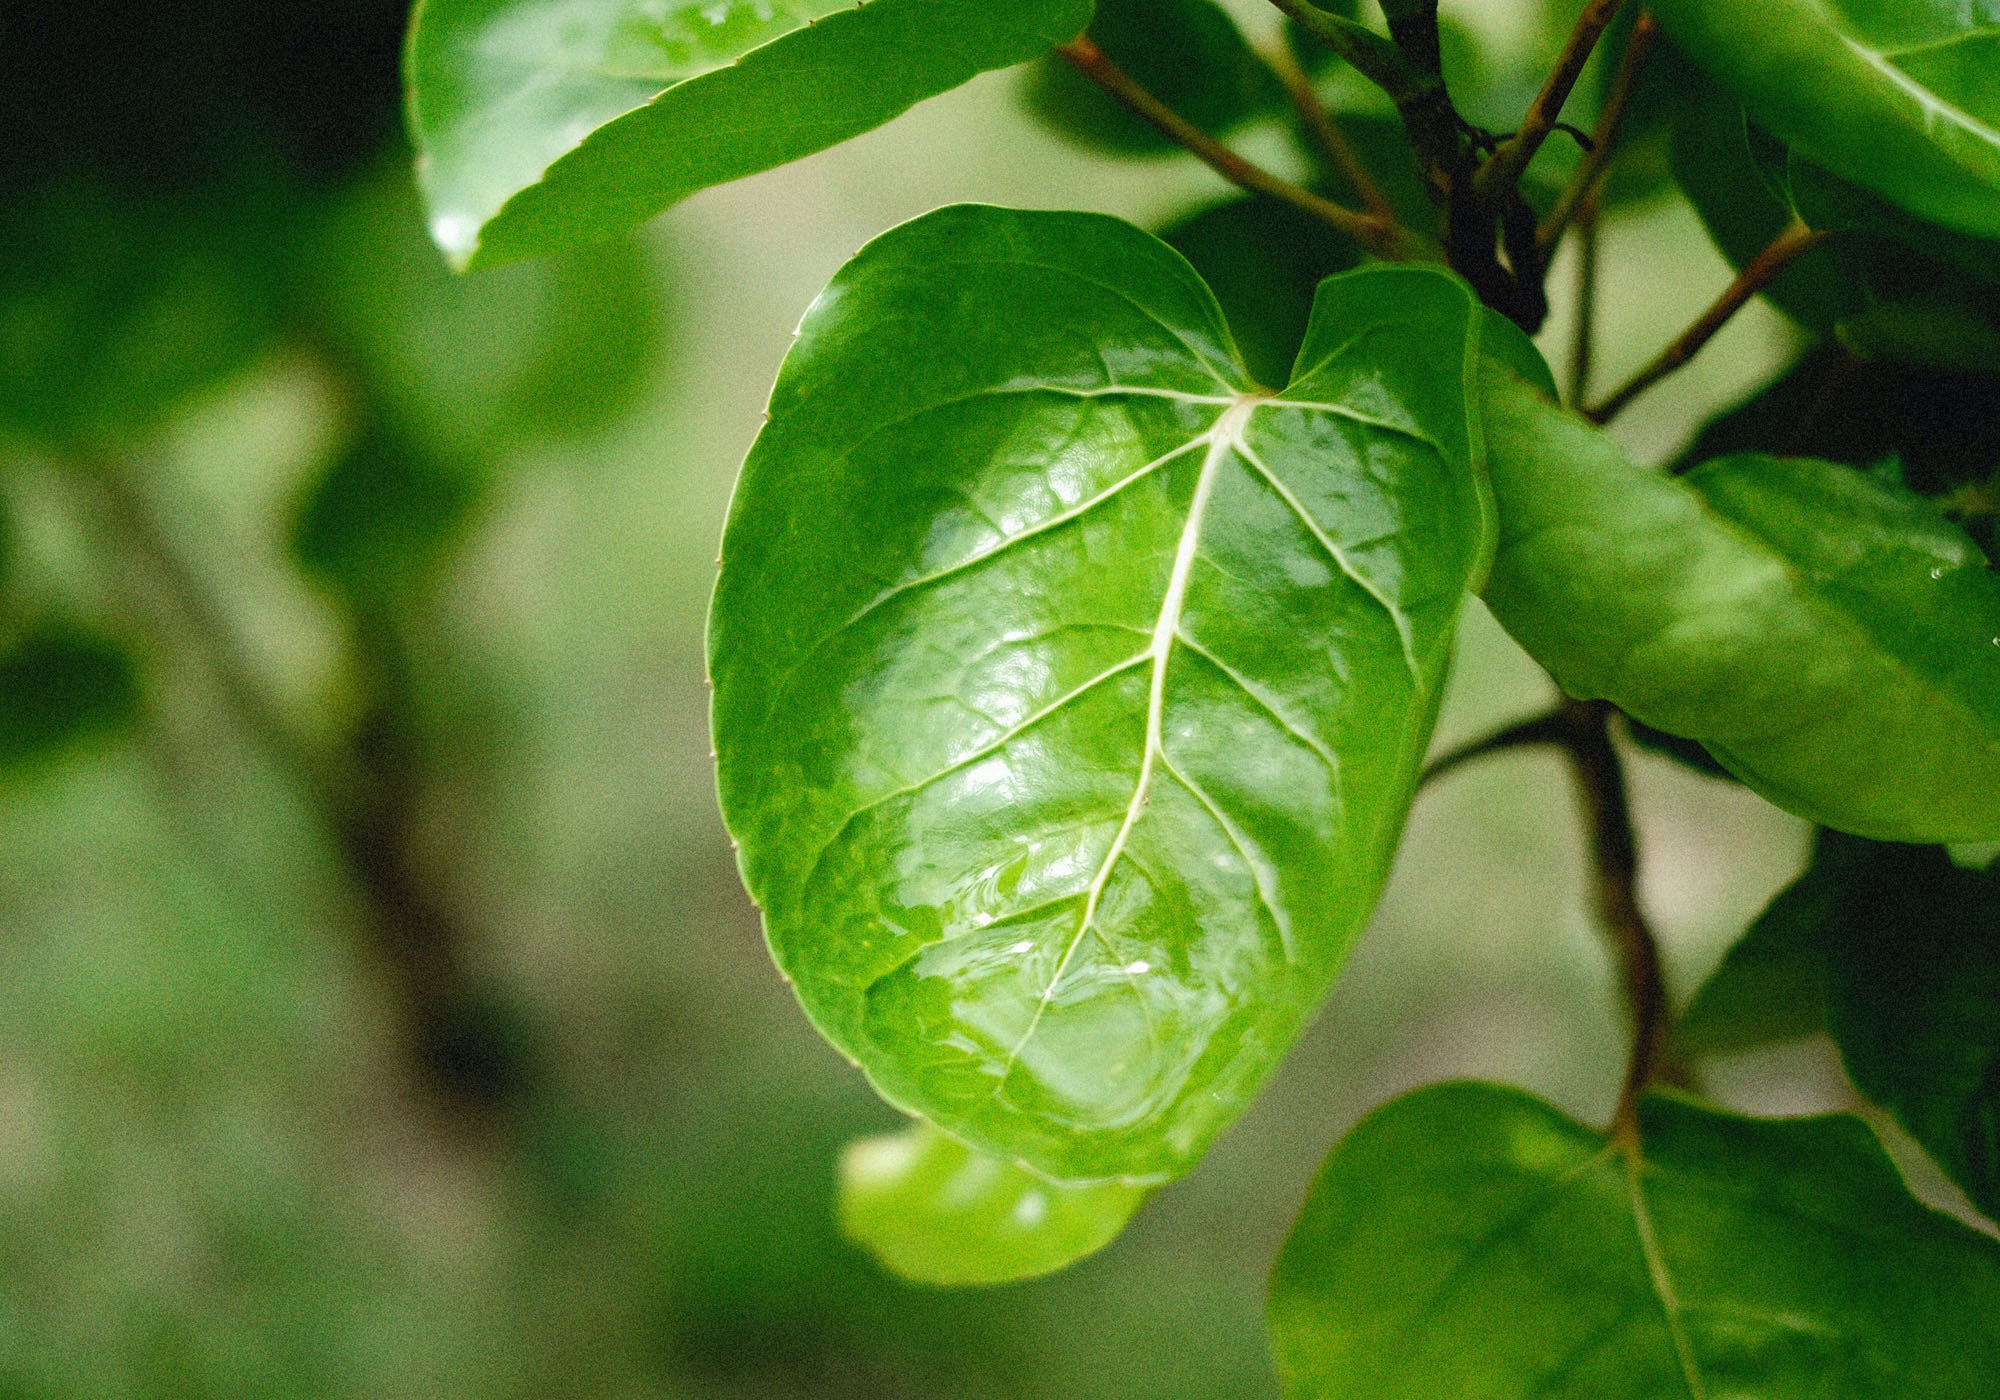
[1268,1081,2000,1398]
[839,1120,1147,1285]
[1652,0,2000,242]
[406,0,1091,268]
[1479,364,2000,842]
[711,206,1490,1182]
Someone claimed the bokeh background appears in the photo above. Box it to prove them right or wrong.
[0,1,1826,1395]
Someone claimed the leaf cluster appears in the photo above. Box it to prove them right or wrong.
[398,0,2000,1390]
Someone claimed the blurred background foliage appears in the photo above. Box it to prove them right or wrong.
[0,0,1876,1394]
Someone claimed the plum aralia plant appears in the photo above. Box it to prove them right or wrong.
[404,0,2000,1388]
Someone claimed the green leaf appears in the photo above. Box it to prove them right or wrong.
[306,172,664,457]
[1679,346,2000,562]
[1651,0,2000,243]
[839,1120,1147,1285]
[711,205,1491,1182]
[0,623,139,770]
[1675,847,1838,1058]
[1023,0,1281,156]
[1682,832,2000,1220]
[1268,1081,2000,1398]
[406,0,1093,268]
[1478,363,2000,843]
[1826,837,2000,1221]
[0,183,273,449]
[1160,196,1362,390]
[1667,81,1863,333]
[291,423,485,599]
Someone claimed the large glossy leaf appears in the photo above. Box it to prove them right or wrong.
[1651,0,2000,242]
[711,205,1490,1183]
[406,0,1092,268]
[1268,1081,2000,1398]
[1478,363,2000,843]
[839,1120,1147,1285]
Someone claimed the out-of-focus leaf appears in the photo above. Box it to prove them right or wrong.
[1669,71,2000,372]
[839,1120,1147,1285]
[0,623,139,770]
[1160,196,1362,390]
[711,205,1491,1182]
[406,0,1094,268]
[1478,364,2000,842]
[1268,1080,2000,1398]
[291,424,483,597]
[0,184,273,450]
[307,173,663,458]
[1651,0,2000,242]
[1023,0,1281,155]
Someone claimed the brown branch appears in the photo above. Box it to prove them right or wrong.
[1568,194,1601,405]
[1538,11,1658,254]
[1552,701,1669,1140]
[1419,708,1570,789]
[1477,0,1626,204]
[1056,37,1411,260]
[1586,218,1829,425]
[1266,39,1395,225]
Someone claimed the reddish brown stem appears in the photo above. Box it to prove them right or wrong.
[1056,37,1410,260]
[1586,218,1830,425]
[1538,11,1659,253]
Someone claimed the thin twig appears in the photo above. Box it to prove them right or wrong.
[1056,38,1408,259]
[1538,11,1658,253]
[1552,701,1669,1140]
[1266,39,1395,225]
[1419,708,1569,789]
[1569,194,1601,405]
[1476,0,1626,204]
[1586,218,1829,425]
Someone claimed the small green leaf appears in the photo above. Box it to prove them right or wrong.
[1676,847,1838,1058]
[1479,363,2000,842]
[1668,84,1862,333]
[406,0,1093,268]
[1023,0,1281,156]
[1652,0,2000,242]
[711,205,1491,1182]
[1269,1081,2000,1398]
[0,623,139,770]
[839,1120,1147,1285]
